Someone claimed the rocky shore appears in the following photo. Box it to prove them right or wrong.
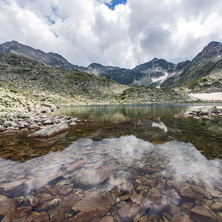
[0,108,78,136]
[184,106,222,118]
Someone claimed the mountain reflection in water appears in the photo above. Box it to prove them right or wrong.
[1,135,222,221]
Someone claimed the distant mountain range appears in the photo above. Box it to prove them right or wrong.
[0,40,222,91]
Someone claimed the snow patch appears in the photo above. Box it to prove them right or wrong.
[189,92,222,101]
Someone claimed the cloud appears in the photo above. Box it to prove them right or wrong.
[0,0,222,68]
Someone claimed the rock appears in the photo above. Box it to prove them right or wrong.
[23,195,38,207]
[0,180,27,197]
[99,216,114,222]
[117,201,140,221]
[27,211,49,222]
[60,194,80,212]
[211,202,222,211]
[150,187,162,201]
[172,213,190,222]
[66,160,85,173]
[75,167,113,186]
[0,198,17,216]
[191,185,212,199]
[5,206,32,222]
[43,119,53,125]
[217,212,222,222]
[180,186,196,200]
[191,206,217,222]
[70,209,100,222]
[59,185,72,196]
[72,193,115,217]
[28,122,69,138]
[0,125,5,132]
[69,121,77,126]
[28,124,40,130]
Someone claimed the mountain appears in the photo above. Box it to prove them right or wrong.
[1,40,222,92]
[161,41,222,91]
[0,41,189,87]
[0,41,81,70]
[85,58,190,87]
[0,52,190,114]
[0,52,127,106]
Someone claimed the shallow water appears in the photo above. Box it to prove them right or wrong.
[1,104,222,221]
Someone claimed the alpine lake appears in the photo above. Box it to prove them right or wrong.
[1,103,222,222]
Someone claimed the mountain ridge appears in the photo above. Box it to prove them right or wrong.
[0,40,222,91]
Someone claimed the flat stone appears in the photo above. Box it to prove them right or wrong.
[118,201,140,221]
[0,180,27,197]
[191,206,217,222]
[191,185,212,199]
[66,160,85,173]
[172,213,190,222]
[28,122,69,138]
[70,209,100,222]
[180,186,196,200]
[72,193,115,217]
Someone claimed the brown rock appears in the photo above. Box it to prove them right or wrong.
[172,213,190,222]
[191,185,212,199]
[99,216,114,222]
[118,201,140,221]
[180,186,196,200]
[59,185,72,196]
[191,206,217,222]
[150,187,162,201]
[0,198,17,216]
[27,211,49,222]
[70,209,100,222]
[211,202,222,211]
[7,206,32,221]
[72,193,115,217]
[217,212,222,222]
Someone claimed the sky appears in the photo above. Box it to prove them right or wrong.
[0,0,222,68]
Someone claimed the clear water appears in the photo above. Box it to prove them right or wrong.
[1,104,222,221]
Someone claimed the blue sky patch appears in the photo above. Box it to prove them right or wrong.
[106,0,127,10]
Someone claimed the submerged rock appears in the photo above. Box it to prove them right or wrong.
[28,122,69,138]
[72,193,116,217]
[191,206,217,222]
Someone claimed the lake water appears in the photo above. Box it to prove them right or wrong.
[1,104,222,221]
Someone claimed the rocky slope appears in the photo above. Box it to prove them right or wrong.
[0,41,81,70]
[0,52,192,118]
[0,53,127,115]
[162,41,222,92]
[0,41,190,87]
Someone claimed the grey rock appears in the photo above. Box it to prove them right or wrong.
[28,122,69,138]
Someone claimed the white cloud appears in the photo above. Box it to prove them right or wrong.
[0,0,222,68]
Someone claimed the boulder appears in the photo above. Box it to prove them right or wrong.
[28,122,69,138]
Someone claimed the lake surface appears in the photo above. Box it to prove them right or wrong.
[1,104,222,221]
